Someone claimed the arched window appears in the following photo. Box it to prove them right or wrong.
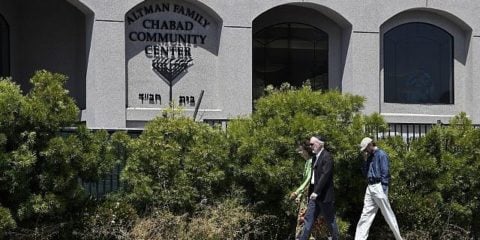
[0,14,9,77]
[384,22,453,104]
[253,23,328,100]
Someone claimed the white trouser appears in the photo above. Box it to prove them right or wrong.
[354,183,402,240]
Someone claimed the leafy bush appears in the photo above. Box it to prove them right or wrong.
[128,196,282,240]
[175,198,258,239]
[128,209,188,239]
[3,72,480,239]
[121,111,231,213]
[227,84,376,238]
[79,198,138,240]
[0,71,120,239]
[381,113,478,239]
[0,206,15,237]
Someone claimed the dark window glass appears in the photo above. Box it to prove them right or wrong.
[0,14,9,77]
[253,23,328,100]
[384,22,453,104]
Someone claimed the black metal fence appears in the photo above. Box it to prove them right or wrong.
[374,122,479,145]
[81,164,123,199]
[204,119,438,144]
[372,123,435,145]
[203,118,230,129]
[69,128,142,199]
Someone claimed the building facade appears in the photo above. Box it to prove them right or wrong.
[1,0,479,128]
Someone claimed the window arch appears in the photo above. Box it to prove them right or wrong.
[253,23,328,100]
[0,14,9,77]
[384,22,453,104]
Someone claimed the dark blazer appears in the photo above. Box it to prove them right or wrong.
[311,149,335,203]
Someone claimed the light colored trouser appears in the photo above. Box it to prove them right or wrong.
[354,183,403,240]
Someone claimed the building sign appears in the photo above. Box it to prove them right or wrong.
[125,1,220,108]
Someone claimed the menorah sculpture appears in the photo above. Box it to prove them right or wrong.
[152,57,192,82]
[152,56,193,103]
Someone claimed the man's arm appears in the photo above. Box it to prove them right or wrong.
[360,152,370,177]
[379,151,390,193]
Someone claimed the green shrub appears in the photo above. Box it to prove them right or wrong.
[228,85,379,238]
[184,198,256,239]
[80,198,138,240]
[382,113,478,238]
[4,73,479,239]
[128,196,281,240]
[122,112,231,213]
[0,206,15,237]
[129,210,188,240]
[0,71,120,239]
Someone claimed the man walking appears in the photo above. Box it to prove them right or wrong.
[298,135,339,240]
[355,137,402,240]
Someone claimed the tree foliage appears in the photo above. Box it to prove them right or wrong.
[122,110,231,213]
[0,71,119,238]
[385,112,480,238]
[227,84,378,238]
[2,73,480,239]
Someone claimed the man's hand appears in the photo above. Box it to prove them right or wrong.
[309,193,318,200]
[362,151,369,161]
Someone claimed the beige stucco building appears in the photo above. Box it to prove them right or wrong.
[1,0,479,128]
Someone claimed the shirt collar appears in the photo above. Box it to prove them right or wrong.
[370,147,379,156]
[316,148,324,158]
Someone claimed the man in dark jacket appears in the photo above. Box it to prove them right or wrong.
[298,135,339,240]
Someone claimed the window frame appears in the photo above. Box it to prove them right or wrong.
[252,22,329,100]
[383,22,454,105]
[0,14,10,77]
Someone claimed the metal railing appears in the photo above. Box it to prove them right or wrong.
[374,122,479,145]
[82,164,123,199]
[61,128,142,199]
[372,123,435,145]
[203,118,230,129]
